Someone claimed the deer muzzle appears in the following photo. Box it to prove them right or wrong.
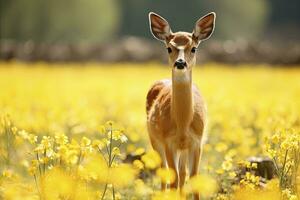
[174,59,187,69]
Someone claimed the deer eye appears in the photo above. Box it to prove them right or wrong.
[167,47,172,53]
[191,47,197,53]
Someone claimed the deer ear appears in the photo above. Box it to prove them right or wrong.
[149,12,172,41]
[192,12,216,42]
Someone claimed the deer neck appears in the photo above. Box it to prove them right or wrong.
[171,69,194,129]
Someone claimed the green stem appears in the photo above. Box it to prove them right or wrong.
[112,186,116,200]
[272,157,280,177]
[280,149,289,188]
[110,142,122,166]
[34,174,42,200]
[108,124,113,167]
[101,124,113,200]
[43,149,46,174]
[101,183,108,200]
[281,150,288,175]
[98,146,108,164]
[77,150,82,165]
[5,124,11,166]
[37,153,42,177]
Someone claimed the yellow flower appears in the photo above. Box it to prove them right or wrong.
[109,164,138,188]
[1,180,38,200]
[282,188,298,200]
[134,179,152,196]
[80,154,108,182]
[98,125,106,134]
[281,140,290,150]
[111,130,121,140]
[238,160,257,169]
[133,159,144,170]
[184,174,217,197]
[39,157,49,164]
[28,134,38,144]
[18,130,29,140]
[112,147,121,156]
[267,149,277,158]
[114,192,122,200]
[42,169,73,199]
[28,166,37,176]
[126,144,136,153]
[2,169,13,178]
[11,126,18,135]
[156,168,176,184]
[215,142,228,152]
[55,133,68,145]
[226,149,237,159]
[101,138,110,146]
[67,150,79,165]
[152,189,182,200]
[41,136,53,150]
[69,139,80,151]
[106,120,114,127]
[120,134,128,143]
[42,168,91,200]
[34,144,44,154]
[80,136,91,146]
[222,159,233,171]
[233,183,281,200]
[216,193,230,200]
[31,159,39,167]
[229,172,237,178]
[216,168,225,175]
[57,145,68,158]
[92,139,105,150]
[134,147,145,156]
[128,132,140,142]
[251,163,258,169]
[141,150,161,169]
[242,172,260,186]
[271,134,280,144]
[58,145,79,165]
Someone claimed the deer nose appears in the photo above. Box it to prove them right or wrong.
[174,59,187,69]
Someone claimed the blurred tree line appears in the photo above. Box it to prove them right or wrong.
[0,0,300,43]
[0,0,120,42]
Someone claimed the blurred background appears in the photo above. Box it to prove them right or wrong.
[1,0,300,65]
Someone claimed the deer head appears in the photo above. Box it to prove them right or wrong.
[149,12,216,70]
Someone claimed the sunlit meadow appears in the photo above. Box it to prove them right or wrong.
[0,62,299,200]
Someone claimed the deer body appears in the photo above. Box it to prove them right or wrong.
[147,12,216,199]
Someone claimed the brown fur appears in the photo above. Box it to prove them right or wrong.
[147,76,206,148]
[148,12,215,200]
[172,34,191,46]
[147,32,207,200]
[146,80,166,115]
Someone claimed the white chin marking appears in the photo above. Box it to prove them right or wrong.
[173,68,189,83]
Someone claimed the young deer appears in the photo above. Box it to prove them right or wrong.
[146,12,216,199]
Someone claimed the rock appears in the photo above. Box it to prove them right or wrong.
[246,156,276,180]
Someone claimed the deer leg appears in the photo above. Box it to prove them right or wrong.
[179,151,187,188]
[149,136,167,190]
[179,151,187,197]
[160,163,167,190]
[189,146,202,200]
[165,144,179,189]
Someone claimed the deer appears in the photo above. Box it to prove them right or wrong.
[146,12,216,199]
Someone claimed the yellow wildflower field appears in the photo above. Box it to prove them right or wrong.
[0,62,299,199]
